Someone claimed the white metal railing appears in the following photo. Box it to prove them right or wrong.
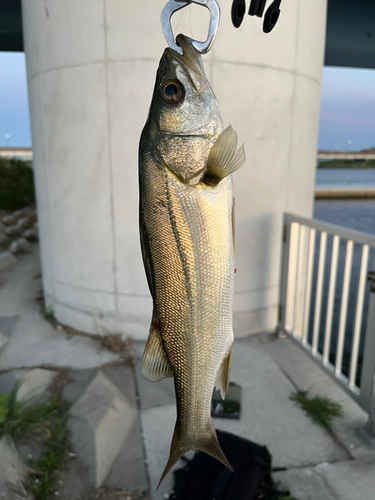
[278,213,375,436]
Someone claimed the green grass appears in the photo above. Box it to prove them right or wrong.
[290,391,343,435]
[29,409,68,499]
[272,481,298,499]
[0,157,35,210]
[0,385,69,500]
[44,306,56,322]
[274,493,298,500]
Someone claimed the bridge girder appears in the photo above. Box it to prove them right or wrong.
[0,0,374,70]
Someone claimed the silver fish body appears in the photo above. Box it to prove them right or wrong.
[139,35,245,487]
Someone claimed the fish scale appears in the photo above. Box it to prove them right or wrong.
[139,34,245,487]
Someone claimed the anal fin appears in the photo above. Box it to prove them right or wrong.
[215,345,233,399]
[141,311,173,382]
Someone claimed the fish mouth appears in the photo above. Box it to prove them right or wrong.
[163,34,205,80]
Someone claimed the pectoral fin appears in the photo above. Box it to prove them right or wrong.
[141,311,173,382]
[204,126,245,185]
[215,345,233,399]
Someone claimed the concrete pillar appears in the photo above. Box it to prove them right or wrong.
[22,0,327,339]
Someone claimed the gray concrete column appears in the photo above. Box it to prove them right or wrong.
[22,0,327,339]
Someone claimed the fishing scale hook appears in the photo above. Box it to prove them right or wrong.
[161,0,221,55]
[160,0,281,57]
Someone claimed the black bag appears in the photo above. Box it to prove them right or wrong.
[167,430,279,500]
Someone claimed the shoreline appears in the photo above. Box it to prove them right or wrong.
[315,186,375,199]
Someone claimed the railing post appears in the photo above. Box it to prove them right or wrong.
[360,272,375,437]
[277,215,291,337]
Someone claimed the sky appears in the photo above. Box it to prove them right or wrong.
[0,52,375,151]
[0,52,30,147]
[319,67,375,152]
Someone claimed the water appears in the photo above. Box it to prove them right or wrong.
[314,169,375,234]
[316,168,375,187]
[309,169,375,384]
[314,199,375,234]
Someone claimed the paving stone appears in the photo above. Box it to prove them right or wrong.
[60,462,88,500]
[0,252,17,271]
[263,337,370,459]
[16,368,57,402]
[1,216,16,226]
[0,222,5,234]
[4,226,21,237]
[0,370,30,395]
[0,248,118,371]
[22,228,38,242]
[0,489,29,499]
[68,371,138,488]
[140,337,351,500]
[0,436,27,499]
[12,209,28,220]
[102,365,138,409]
[209,339,349,468]
[0,311,118,371]
[105,417,148,492]
[16,218,32,230]
[0,234,8,246]
[273,466,336,500]
[63,369,97,405]
[9,239,31,256]
[17,440,43,467]
[134,359,175,411]
[141,404,181,500]
[274,456,375,500]
[0,317,20,337]
[0,368,57,405]
[0,316,20,348]
[0,333,7,351]
[314,456,375,500]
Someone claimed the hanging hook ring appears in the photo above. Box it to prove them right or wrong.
[161,0,221,55]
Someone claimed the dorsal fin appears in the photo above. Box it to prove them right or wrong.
[203,126,245,185]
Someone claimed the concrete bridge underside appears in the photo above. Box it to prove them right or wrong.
[2,0,375,69]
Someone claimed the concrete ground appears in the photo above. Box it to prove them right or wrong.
[138,336,375,500]
[1,248,375,499]
[0,246,119,370]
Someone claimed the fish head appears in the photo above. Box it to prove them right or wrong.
[144,35,223,184]
[148,34,222,140]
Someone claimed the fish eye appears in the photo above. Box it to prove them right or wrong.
[165,84,178,96]
[160,80,185,105]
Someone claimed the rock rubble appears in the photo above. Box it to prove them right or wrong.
[0,206,38,263]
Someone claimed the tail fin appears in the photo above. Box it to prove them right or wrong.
[157,421,234,490]
[198,425,234,473]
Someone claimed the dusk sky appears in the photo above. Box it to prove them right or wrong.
[0,52,375,151]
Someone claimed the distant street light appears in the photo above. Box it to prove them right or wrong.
[4,134,10,146]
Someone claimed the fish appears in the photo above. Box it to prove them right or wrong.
[138,34,245,488]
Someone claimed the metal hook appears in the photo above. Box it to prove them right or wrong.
[161,0,221,55]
